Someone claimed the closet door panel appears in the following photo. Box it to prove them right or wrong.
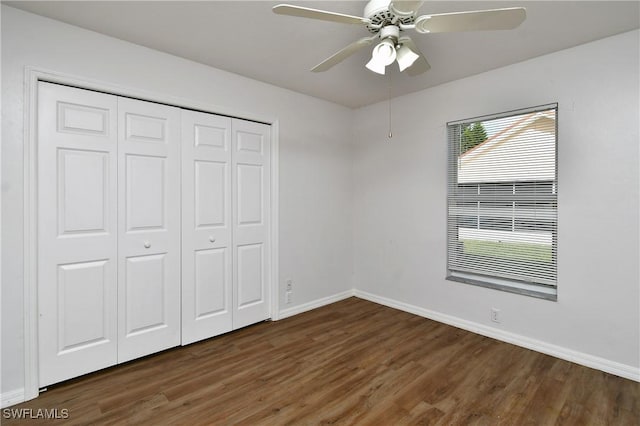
[181,110,233,344]
[57,149,109,234]
[124,254,167,334]
[117,98,181,362]
[233,119,271,329]
[237,164,264,226]
[195,160,226,227]
[125,155,166,230]
[38,82,118,387]
[237,243,264,307]
[56,261,110,349]
[195,248,227,316]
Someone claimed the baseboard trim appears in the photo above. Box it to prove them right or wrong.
[354,290,640,382]
[278,290,355,320]
[1,388,25,408]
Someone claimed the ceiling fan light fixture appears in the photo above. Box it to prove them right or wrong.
[396,44,420,72]
[373,38,397,65]
[366,37,397,74]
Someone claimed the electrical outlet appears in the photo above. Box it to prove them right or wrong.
[286,279,293,292]
[491,308,501,323]
[285,291,292,304]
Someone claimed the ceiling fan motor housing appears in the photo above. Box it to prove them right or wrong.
[364,0,417,33]
[379,25,400,45]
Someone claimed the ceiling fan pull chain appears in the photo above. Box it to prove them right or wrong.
[388,72,393,139]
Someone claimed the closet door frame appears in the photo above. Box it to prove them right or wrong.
[22,68,280,402]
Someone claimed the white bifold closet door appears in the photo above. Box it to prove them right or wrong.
[232,119,271,329]
[38,82,270,386]
[181,111,233,344]
[181,111,271,344]
[38,82,181,385]
[38,82,119,386]
[116,97,181,362]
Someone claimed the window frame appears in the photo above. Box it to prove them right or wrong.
[446,103,558,301]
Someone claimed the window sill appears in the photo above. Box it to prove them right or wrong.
[447,271,557,301]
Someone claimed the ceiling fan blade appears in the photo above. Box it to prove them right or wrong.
[273,4,370,25]
[414,7,526,34]
[398,37,430,76]
[312,36,377,72]
[389,1,424,17]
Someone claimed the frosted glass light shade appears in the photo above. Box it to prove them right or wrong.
[396,45,419,72]
[365,38,397,75]
[366,56,387,74]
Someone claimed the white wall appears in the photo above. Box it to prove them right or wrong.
[353,30,639,374]
[1,5,354,396]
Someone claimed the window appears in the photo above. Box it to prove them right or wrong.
[446,104,558,300]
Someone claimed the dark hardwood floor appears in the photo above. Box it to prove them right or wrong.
[5,297,639,425]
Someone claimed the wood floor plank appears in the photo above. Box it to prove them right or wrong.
[5,298,639,425]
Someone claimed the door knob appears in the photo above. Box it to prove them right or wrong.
[144,241,151,248]
[209,236,216,243]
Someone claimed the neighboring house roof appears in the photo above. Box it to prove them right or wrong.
[459,110,556,183]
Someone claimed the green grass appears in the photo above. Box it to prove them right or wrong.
[463,239,552,263]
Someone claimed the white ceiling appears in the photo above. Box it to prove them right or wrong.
[5,1,639,108]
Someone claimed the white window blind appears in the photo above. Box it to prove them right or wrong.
[446,104,558,300]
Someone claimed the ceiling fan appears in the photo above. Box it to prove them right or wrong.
[273,0,526,75]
